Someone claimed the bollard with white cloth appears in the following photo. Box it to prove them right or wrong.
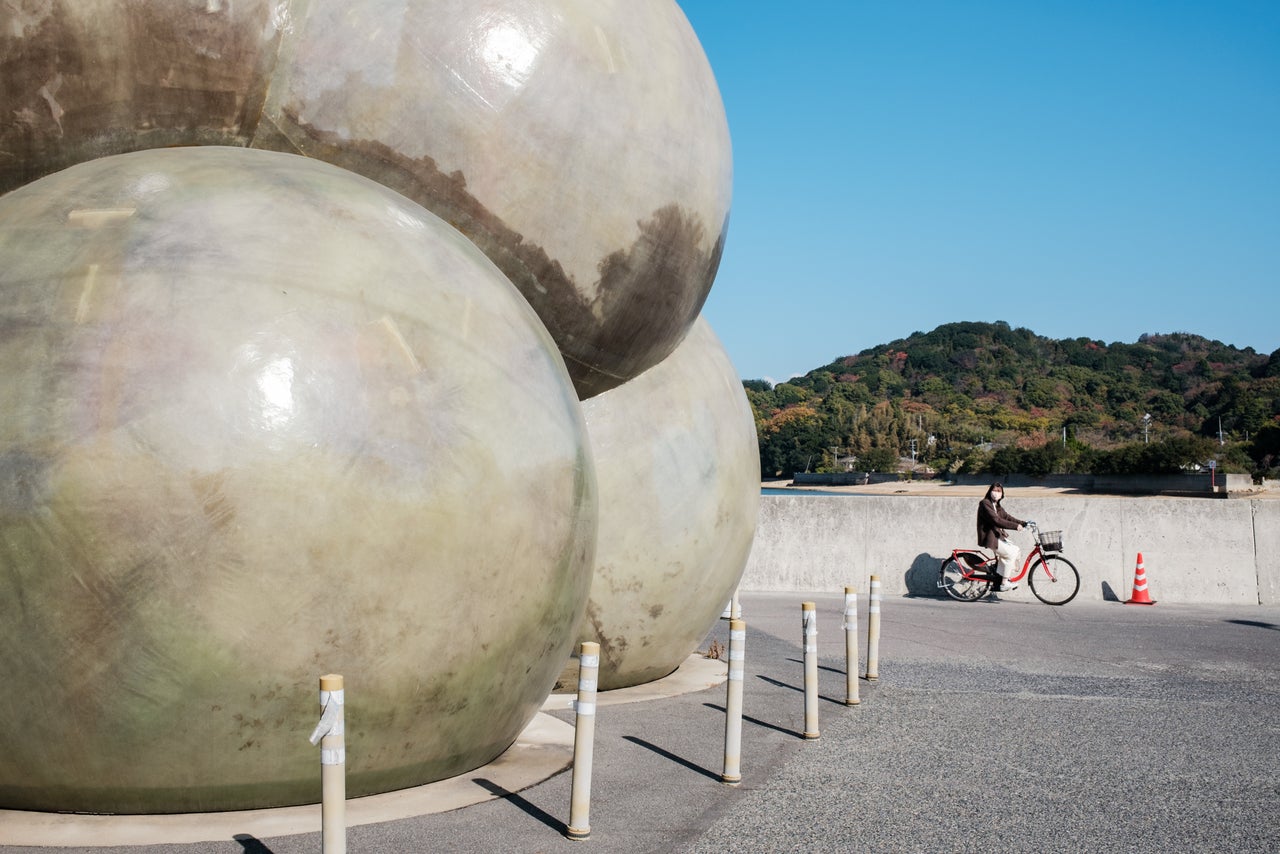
[308,674,346,854]
[801,602,819,739]
[567,641,599,841]
[844,586,860,705]
[721,618,746,783]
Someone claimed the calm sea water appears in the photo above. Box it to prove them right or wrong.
[761,487,862,496]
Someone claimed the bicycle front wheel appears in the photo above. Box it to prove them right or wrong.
[939,558,991,602]
[1028,554,1080,605]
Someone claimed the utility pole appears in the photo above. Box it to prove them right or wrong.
[1142,413,1151,444]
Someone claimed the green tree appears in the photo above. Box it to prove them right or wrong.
[860,447,898,472]
[759,406,826,477]
[742,322,1272,476]
[1248,423,1280,476]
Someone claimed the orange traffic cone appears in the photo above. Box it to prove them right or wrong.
[1125,553,1156,605]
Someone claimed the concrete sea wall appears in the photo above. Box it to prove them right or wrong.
[742,495,1280,605]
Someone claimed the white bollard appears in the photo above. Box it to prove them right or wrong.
[308,674,346,854]
[801,602,819,739]
[567,641,599,841]
[844,587,860,705]
[722,619,746,784]
[721,590,743,621]
[866,575,881,681]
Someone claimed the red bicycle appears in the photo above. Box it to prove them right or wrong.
[938,522,1080,605]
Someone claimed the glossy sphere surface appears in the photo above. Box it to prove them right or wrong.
[578,319,759,690]
[0,148,596,813]
[0,0,732,399]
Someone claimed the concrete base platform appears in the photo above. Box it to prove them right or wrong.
[541,653,727,712]
[0,654,726,848]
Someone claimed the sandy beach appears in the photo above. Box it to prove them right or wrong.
[761,478,1279,498]
[763,478,1082,497]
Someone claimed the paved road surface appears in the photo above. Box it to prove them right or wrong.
[4,593,1278,853]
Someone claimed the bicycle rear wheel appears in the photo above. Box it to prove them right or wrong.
[1028,554,1079,605]
[939,557,991,602]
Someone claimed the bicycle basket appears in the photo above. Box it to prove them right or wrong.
[1038,530,1064,552]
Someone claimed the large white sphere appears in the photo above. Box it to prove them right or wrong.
[0,0,733,398]
[0,147,596,813]
[578,318,759,689]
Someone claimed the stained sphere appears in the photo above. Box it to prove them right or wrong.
[0,147,597,813]
[0,0,733,399]
[577,318,759,690]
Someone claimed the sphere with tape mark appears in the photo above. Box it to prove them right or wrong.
[0,147,597,814]
[0,0,732,400]
[575,318,759,690]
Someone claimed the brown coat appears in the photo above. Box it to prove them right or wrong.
[977,497,1023,551]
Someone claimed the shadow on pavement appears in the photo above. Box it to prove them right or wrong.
[1226,619,1279,631]
[622,736,719,781]
[232,835,276,853]
[473,778,566,835]
[785,657,846,676]
[703,703,803,740]
[756,674,846,707]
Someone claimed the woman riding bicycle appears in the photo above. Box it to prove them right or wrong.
[977,482,1025,594]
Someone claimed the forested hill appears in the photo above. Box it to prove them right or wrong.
[745,321,1280,479]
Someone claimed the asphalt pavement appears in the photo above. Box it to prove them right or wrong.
[4,592,1279,853]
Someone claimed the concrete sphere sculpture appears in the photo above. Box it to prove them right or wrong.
[0,0,733,399]
[0,147,597,814]
[577,318,759,690]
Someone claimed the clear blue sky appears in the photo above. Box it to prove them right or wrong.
[680,0,1280,384]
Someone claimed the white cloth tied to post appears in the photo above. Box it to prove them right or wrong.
[309,689,345,745]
